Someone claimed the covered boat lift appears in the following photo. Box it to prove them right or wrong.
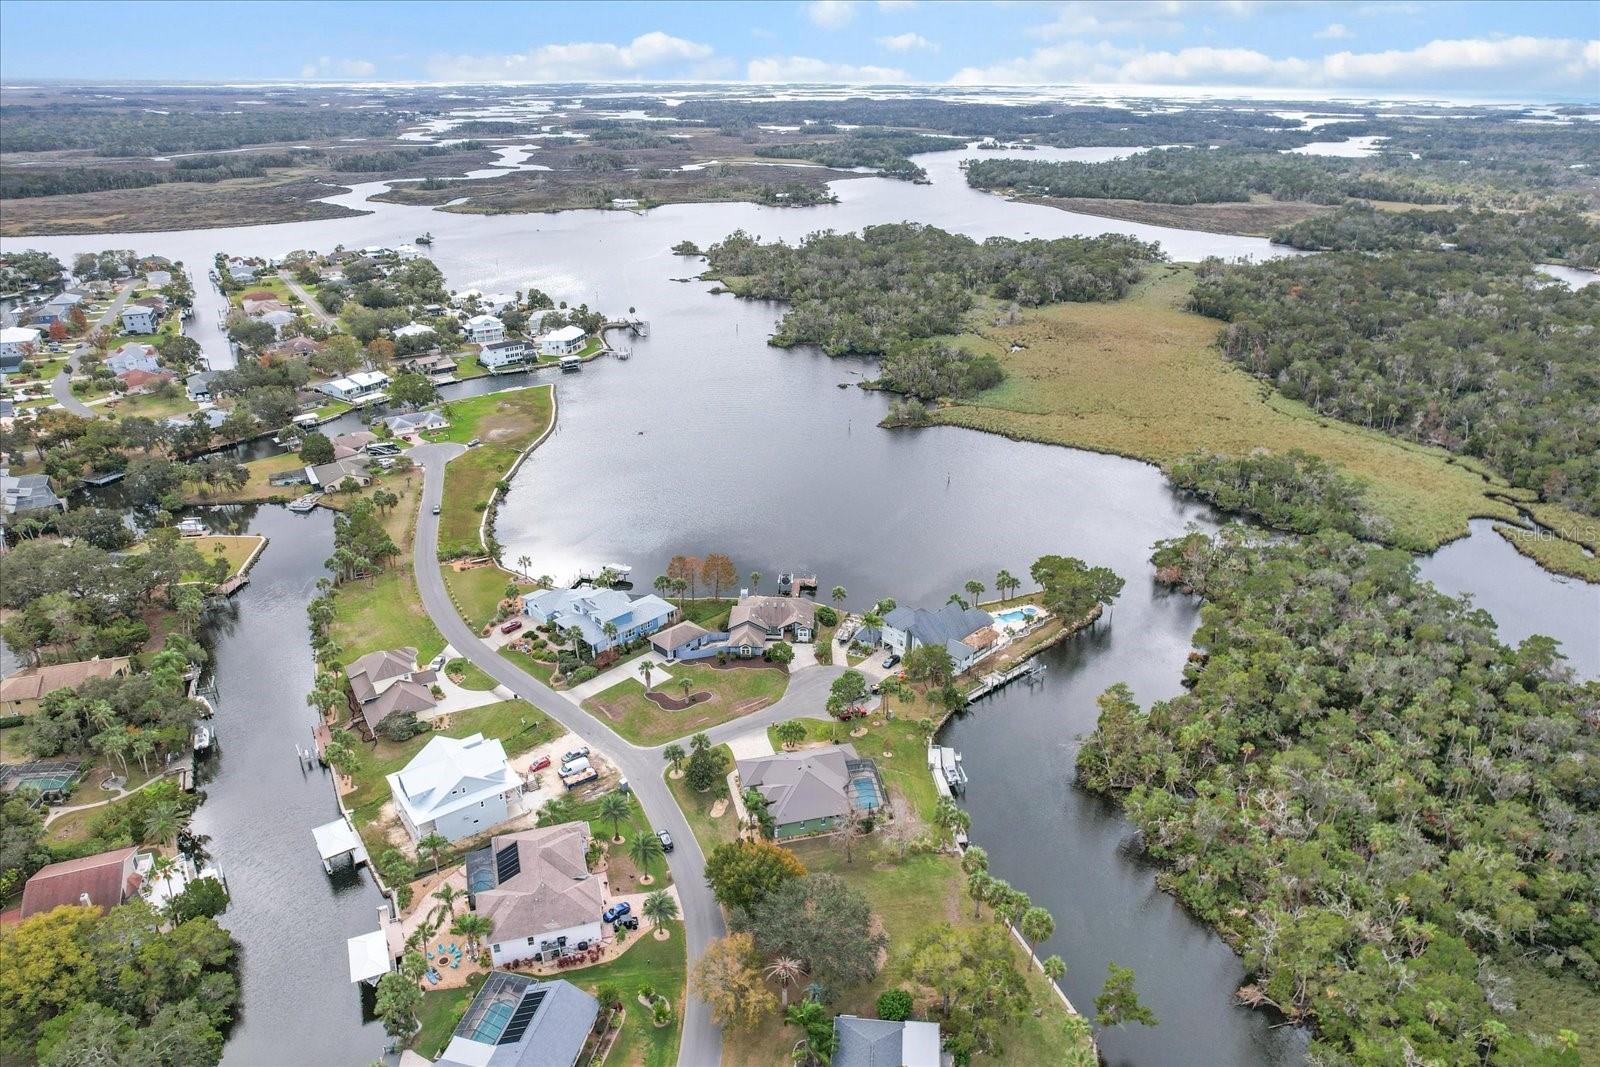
[312,816,368,874]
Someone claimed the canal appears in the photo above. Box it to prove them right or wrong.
[7,137,1595,1066]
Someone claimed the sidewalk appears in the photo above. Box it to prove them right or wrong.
[567,651,668,701]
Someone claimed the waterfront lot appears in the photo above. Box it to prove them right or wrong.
[427,386,554,557]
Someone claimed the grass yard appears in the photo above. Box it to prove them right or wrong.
[932,265,1534,553]
[105,389,197,421]
[558,788,674,892]
[584,663,788,746]
[443,658,498,691]
[662,743,740,851]
[126,533,262,581]
[329,470,445,663]
[441,563,533,630]
[499,645,559,686]
[675,598,734,630]
[429,386,554,556]
[182,451,305,506]
[414,972,485,1059]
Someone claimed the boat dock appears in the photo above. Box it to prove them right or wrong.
[966,657,1047,703]
[213,573,249,597]
[312,814,370,874]
[928,744,968,797]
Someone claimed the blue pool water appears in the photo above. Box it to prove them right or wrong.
[997,607,1038,625]
[851,777,882,810]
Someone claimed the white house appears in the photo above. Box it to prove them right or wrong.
[467,823,606,966]
[317,370,389,405]
[480,293,517,315]
[539,325,586,357]
[119,304,161,335]
[386,733,517,844]
[0,326,42,369]
[882,603,1000,675]
[465,314,505,344]
[393,322,437,342]
[480,338,531,372]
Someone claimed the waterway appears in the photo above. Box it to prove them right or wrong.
[6,138,1595,1067]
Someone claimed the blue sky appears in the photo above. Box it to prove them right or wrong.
[2,1,1596,98]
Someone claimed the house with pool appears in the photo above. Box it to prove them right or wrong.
[520,588,677,656]
[881,603,999,674]
[734,743,885,841]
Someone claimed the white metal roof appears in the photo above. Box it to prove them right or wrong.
[347,929,391,983]
[312,818,362,861]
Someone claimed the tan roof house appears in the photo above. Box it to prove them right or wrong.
[735,743,885,840]
[344,647,436,736]
[0,656,131,715]
[466,822,607,966]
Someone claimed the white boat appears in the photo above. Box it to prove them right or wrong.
[192,723,215,752]
[176,517,207,537]
[287,494,320,513]
[932,746,968,792]
[600,562,633,577]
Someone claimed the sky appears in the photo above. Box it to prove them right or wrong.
[1,1,1596,99]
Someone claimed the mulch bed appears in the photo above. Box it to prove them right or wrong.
[702,659,789,675]
[646,690,712,711]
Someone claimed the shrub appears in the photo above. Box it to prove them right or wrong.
[815,605,838,626]
[570,665,598,684]
[877,988,914,1021]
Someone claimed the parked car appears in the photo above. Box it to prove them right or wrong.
[882,654,901,669]
[499,619,523,634]
[563,747,590,764]
[656,829,674,853]
[613,916,639,932]
[529,755,551,772]
[602,901,631,923]
[432,504,440,514]
[467,437,481,447]
[561,756,591,777]
[429,652,448,671]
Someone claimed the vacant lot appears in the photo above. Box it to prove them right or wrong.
[584,662,788,746]
[432,386,554,557]
[934,266,1527,551]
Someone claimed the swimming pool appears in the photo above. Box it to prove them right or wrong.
[996,606,1038,625]
[850,775,882,810]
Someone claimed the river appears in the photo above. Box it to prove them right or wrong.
[5,139,1595,1067]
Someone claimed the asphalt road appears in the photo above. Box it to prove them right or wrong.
[49,281,137,417]
[412,441,797,1067]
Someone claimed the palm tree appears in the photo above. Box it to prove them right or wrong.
[960,844,989,877]
[775,720,806,749]
[830,585,847,609]
[690,732,711,753]
[947,592,968,609]
[995,569,1017,604]
[964,579,985,607]
[602,621,618,650]
[678,677,691,702]
[1021,907,1056,971]
[641,889,678,935]
[654,575,672,598]
[599,792,632,843]
[1044,955,1067,985]
[144,799,182,849]
[749,571,761,593]
[418,832,449,874]
[933,798,970,848]
[517,554,532,579]
[641,661,654,688]
[663,743,686,773]
[451,912,493,956]
[785,1000,836,1066]
[540,794,577,825]
[967,870,994,919]
[765,957,806,1008]
[432,882,461,925]
[628,827,665,883]
[149,853,179,905]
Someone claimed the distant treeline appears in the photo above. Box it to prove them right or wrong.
[1273,202,1600,269]
[704,222,1162,356]
[752,131,962,181]
[1191,251,1600,518]
[0,105,406,154]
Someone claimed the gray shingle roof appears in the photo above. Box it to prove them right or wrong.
[736,744,858,827]
[833,1016,943,1067]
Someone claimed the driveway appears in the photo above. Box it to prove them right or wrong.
[277,270,338,328]
[409,440,726,1067]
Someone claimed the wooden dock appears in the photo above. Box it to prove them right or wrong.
[213,573,249,597]
[965,658,1046,703]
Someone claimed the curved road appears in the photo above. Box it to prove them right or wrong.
[49,281,138,417]
[411,441,841,1066]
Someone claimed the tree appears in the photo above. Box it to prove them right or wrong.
[902,644,955,686]
[749,571,761,593]
[827,670,868,718]
[1095,962,1158,1029]
[417,832,449,874]
[298,431,334,466]
[964,579,985,606]
[165,877,230,923]
[785,999,837,1066]
[830,585,847,609]
[374,970,422,1039]
[662,743,686,774]
[653,574,672,599]
[598,792,632,842]
[701,553,737,599]
[1020,907,1056,971]
[684,739,728,792]
[774,720,807,750]
[765,640,794,666]
[704,839,807,913]
[628,825,666,881]
[903,923,1031,1063]
[388,371,437,409]
[1043,955,1067,985]
[0,796,49,900]
[995,568,1018,604]
[748,873,886,990]
[666,554,701,600]
[691,933,776,1030]
[431,882,462,926]
[642,888,679,932]
[766,957,806,1009]
[366,337,395,366]
[876,988,914,1021]
[0,905,100,1054]
[932,798,970,849]
[1029,554,1124,622]
[450,912,492,956]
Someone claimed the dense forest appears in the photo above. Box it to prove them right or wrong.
[1169,449,1387,542]
[0,103,406,154]
[1273,203,1600,269]
[1189,252,1600,518]
[701,223,1161,355]
[1079,529,1600,1064]
[752,130,962,180]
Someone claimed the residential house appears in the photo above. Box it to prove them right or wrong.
[26,292,83,328]
[331,430,378,460]
[466,822,605,966]
[538,325,585,357]
[119,299,163,335]
[164,408,227,432]
[832,1016,942,1067]
[394,322,438,343]
[145,270,173,288]
[725,595,815,653]
[394,352,458,378]
[105,342,161,376]
[382,410,449,436]
[465,314,505,344]
[0,656,130,716]
[735,743,885,840]
[19,847,141,919]
[882,603,999,675]
[436,974,598,1067]
[306,456,372,492]
[258,308,296,337]
[649,621,718,661]
[317,370,389,405]
[0,325,42,370]
[480,338,531,372]
[226,259,257,284]
[386,732,518,843]
[266,336,324,361]
[185,370,218,403]
[344,646,437,737]
[118,368,175,394]
[480,293,517,315]
[520,588,678,656]
[239,295,286,318]
[0,468,64,525]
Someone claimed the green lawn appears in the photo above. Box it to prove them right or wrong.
[314,399,352,419]
[498,645,559,687]
[558,788,674,893]
[584,663,788,746]
[662,744,741,851]
[106,389,197,421]
[331,565,445,664]
[127,534,262,581]
[428,386,554,556]
[183,451,304,506]
[444,658,498,691]
[442,564,532,631]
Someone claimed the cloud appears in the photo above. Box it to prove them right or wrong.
[1314,22,1351,40]
[878,32,937,53]
[747,55,907,83]
[1028,1,1188,39]
[808,0,857,29]
[300,56,376,79]
[951,34,1600,92]
[426,32,714,81]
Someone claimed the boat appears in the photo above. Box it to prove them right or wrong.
[192,722,215,753]
[600,562,633,577]
[932,746,968,793]
[559,353,583,371]
[176,517,207,537]
[287,494,320,513]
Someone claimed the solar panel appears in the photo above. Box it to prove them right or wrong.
[498,988,546,1044]
[495,843,521,883]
